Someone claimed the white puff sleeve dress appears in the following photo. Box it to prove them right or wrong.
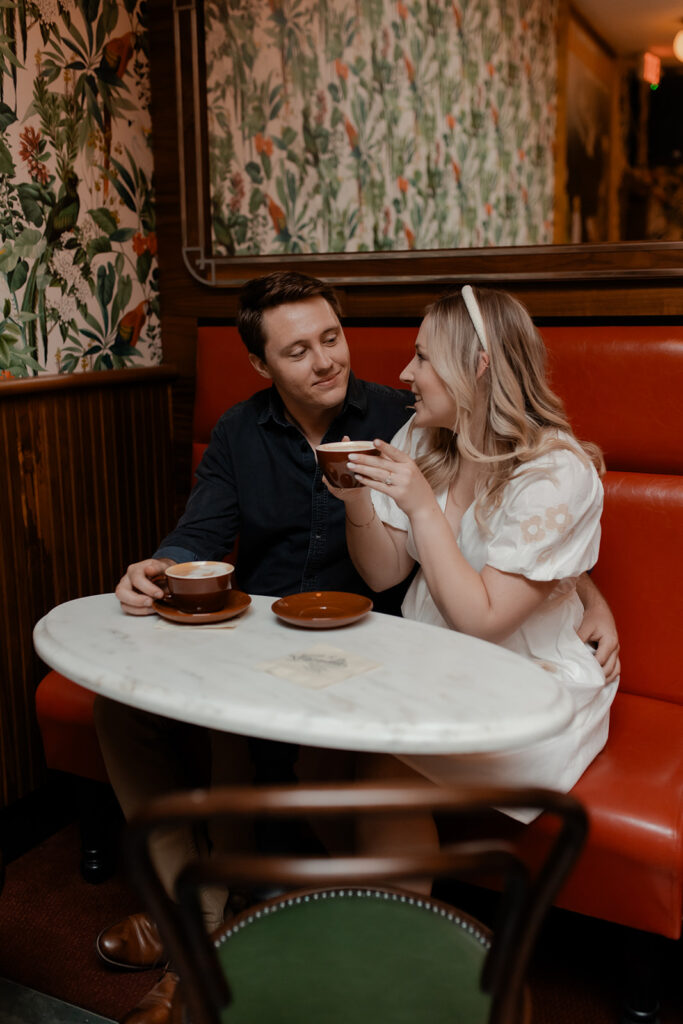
[371,419,619,817]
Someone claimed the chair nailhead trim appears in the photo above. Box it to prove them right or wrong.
[216,889,491,950]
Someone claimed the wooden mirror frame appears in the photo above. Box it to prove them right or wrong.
[172,0,683,297]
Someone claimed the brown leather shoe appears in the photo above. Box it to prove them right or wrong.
[96,912,166,970]
[120,971,178,1024]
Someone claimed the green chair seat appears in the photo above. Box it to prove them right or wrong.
[215,888,491,1024]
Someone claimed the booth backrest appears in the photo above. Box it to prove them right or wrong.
[591,472,683,705]
[194,323,683,475]
[542,326,683,475]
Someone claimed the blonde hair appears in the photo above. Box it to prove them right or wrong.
[415,287,604,522]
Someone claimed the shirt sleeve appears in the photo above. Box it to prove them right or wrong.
[370,417,424,533]
[486,447,603,581]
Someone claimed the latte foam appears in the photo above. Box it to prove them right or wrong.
[166,561,232,579]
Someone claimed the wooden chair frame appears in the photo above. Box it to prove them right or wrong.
[125,781,587,1024]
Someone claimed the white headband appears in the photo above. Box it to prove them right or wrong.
[461,285,489,355]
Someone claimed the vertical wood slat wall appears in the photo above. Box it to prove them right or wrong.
[0,367,176,807]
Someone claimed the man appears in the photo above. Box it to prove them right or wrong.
[96,272,620,1024]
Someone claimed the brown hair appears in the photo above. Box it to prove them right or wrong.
[414,286,604,522]
[237,272,343,360]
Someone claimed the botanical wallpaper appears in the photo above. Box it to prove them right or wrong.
[205,0,559,256]
[0,0,159,377]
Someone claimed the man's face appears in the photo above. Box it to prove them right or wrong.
[250,297,351,417]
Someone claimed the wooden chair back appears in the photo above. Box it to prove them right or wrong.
[126,781,587,1024]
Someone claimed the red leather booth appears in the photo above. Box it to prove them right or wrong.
[36,323,683,937]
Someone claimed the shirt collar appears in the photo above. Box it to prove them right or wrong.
[257,372,366,427]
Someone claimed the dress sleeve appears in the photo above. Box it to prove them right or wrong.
[485,448,603,581]
[370,417,423,533]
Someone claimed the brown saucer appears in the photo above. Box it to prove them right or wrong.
[271,591,373,629]
[153,590,251,624]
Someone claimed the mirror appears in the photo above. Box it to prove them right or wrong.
[172,0,683,286]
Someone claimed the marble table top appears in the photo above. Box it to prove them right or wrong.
[34,593,574,755]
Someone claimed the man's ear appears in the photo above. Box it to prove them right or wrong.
[248,352,272,380]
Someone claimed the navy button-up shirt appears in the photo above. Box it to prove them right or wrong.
[156,375,413,609]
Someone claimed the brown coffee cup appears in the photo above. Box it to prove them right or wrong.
[316,441,379,489]
[162,561,234,613]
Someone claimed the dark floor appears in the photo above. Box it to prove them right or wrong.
[0,781,682,1024]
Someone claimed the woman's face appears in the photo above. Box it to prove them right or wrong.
[399,320,459,430]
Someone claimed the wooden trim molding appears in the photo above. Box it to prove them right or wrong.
[0,365,177,397]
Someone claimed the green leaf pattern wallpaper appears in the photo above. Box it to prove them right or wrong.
[205,0,559,256]
[0,0,159,377]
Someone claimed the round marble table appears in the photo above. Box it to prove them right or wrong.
[34,593,574,755]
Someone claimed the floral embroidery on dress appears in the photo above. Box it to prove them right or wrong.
[545,504,574,534]
[521,515,546,543]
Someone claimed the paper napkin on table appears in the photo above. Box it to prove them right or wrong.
[258,644,380,689]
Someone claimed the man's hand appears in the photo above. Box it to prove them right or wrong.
[115,557,175,615]
[575,573,620,683]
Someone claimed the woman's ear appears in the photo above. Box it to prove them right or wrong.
[476,352,490,379]
[248,352,273,380]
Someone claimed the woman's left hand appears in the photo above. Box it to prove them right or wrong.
[348,439,437,518]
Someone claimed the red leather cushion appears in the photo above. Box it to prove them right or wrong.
[541,326,683,474]
[35,672,108,783]
[344,325,418,390]
[592,472,683,704]
[523,691,683,938]
[194,327,257,444]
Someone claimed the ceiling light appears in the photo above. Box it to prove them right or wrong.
[674,28,683,62]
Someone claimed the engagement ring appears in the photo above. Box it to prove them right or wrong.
[385,474,393,485]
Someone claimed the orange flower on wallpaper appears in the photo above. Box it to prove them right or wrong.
[19,126,49,185]
[397,176,409,193]
[344,118,359,151]
[268,196,287,233]
[404,225,415,248]
[446,114,455,131]
[255,133,273,156]
[132,232,157,255]
[334,58,348,80]
[397,1,408,19]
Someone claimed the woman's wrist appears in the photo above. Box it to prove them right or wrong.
[408,495,442,526]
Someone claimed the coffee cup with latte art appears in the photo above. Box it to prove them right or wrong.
[163,560,234,613]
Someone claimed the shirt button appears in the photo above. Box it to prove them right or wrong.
[315,534,321,540]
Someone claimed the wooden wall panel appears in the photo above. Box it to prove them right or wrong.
[0,368,175,807]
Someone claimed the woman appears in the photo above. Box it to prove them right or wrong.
[327,285,618,811]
